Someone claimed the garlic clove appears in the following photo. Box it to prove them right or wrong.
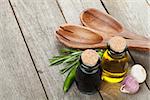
[120,85,130,93]
[120,75,139,94]
[130,64,147,83]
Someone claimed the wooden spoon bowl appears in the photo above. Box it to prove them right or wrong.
[80,8,123,35]
[56,24,107,44]
[56,24,107,49]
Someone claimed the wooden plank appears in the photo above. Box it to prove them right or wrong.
[57,0,106,24]
[0,0,47,99]
[9,0,104,99]
[100,0,150,99]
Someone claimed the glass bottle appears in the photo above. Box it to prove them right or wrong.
[101,36,129,83]
[75,49,101,94]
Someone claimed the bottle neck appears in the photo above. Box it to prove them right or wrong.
[107,48,126,59]
[79,58,100,74]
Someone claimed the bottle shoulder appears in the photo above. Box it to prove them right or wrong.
[102,50,128,61]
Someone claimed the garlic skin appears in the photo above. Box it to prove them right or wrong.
[120,75,139,94]
[130,64,147,83]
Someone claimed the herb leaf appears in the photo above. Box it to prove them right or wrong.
[60,59,79,74]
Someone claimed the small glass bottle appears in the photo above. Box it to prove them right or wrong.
[75,49,101,94]
[101,36,129,83]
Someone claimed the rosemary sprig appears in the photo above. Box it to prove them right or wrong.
[49,48,104,74]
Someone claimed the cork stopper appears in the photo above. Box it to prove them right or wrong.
[81,49,99,67]
[108,36,127,53]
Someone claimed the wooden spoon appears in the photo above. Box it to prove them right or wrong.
[56,24,150,51]
[80,8,149,41]
[57,24,103,44]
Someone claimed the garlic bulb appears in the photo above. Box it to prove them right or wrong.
[120,75,139,94]
[130,64,147,83]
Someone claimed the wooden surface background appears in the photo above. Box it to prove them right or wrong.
[0,0,149,100]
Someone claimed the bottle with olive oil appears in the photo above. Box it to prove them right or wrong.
[101,36,129,83]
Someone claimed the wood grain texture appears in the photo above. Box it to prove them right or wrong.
[0,0,47,100]
[101,0,150,99]
[9,0,103,99]
[57,0,106,24]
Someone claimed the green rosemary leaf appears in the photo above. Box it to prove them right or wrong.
[66,61,80,73]
[49,60,64,66]
[59,63,70,72]
[50,56,70,66]
[60,48,80,54]
[49,55,67,63]
[53,55,67,59]
[70,51,82,56]
[60,59,79,74]
[62,55,78,64]
[49,56,61,61]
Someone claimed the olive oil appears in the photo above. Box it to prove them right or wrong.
[101,36,129,83]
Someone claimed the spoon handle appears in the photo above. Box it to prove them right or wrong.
[127,39,150,51]
[119,30,149,41]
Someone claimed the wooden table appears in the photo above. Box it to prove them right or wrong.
[0,0,149,100]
